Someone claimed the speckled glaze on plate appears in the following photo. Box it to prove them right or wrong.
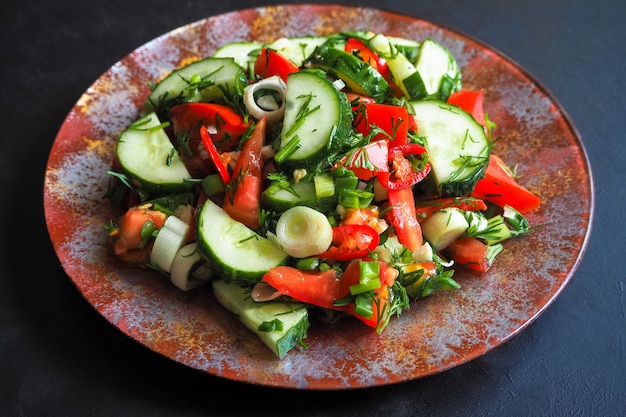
[43,4,593,389]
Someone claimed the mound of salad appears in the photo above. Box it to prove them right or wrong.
[105,31,541,358]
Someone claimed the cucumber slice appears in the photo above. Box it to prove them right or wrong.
[196,199,287,286]
[369,33,426,100]
[279,70,352,167]
[262,180,338,214]
[148,57,246,115]
[410,100,490,197]
[116,112,192,197]
[414,38,462,100]
[212,279,309,358]
[265,36,329,67]
[421,208,470,251]
[213,41,262,70]
[307,44,390,103]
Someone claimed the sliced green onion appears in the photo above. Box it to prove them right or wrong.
[339,189,374,209]
[275,206,333,258]
[353,293,374,319]
[314,174,335,198]
[350,261,381,295]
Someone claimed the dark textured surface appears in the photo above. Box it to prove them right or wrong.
[1,0,624,415]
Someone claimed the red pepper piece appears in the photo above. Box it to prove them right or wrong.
[254,48,299,82]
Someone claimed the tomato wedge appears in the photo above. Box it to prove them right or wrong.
[472,154,541,213]
[446,237,496,273]
[221,117,266,229]
[262,266,344,310]
[335,139,388,180]
[318,224,380,261]
[254,48,299,82]
[386,187,422,252]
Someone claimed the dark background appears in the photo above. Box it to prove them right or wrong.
[2,0,624,416]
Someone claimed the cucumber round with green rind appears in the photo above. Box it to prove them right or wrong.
[148,57,247,115]
[196,199,287,286]
[262,181,338,214]
[307,44,389,103]
[410,100,490,197]
[116,112,192,197]
[414,38,462,101]
[212,278,309,358]
[279,70,352,167]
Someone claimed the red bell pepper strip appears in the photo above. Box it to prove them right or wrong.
[377,144,431,190]
[262,266,345,310]
[354,103,409,147]
[386,187,422,252]
[200,125,231,185]
[254,48,299,83]
[345,38,390,79]
[318,224,380,261]
[471,154,541,213]
[170,102,251,152]
[447,89,486,127]
[221,117,266,230]
[415,197,488,221]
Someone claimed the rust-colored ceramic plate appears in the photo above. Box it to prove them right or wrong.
[43,5,593,389]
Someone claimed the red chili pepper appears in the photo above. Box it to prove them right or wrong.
[377,144,431,190]
[199,125,230,185]
[318,224,380,261]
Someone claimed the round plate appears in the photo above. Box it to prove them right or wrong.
[43,4,593,389]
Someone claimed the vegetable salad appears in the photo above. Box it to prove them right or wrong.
[105,31,541,358]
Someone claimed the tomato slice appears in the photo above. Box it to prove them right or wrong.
[446,237,495,273]
[471,154,541,213]
[318,224,380,261]
[386,187,422,252]
[447,89,485,126]
[254,48,299,82]
[262,266,344,310]
[334,139,389,180]
[221,118,266,229]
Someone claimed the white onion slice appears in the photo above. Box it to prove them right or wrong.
[243,75,287,123]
